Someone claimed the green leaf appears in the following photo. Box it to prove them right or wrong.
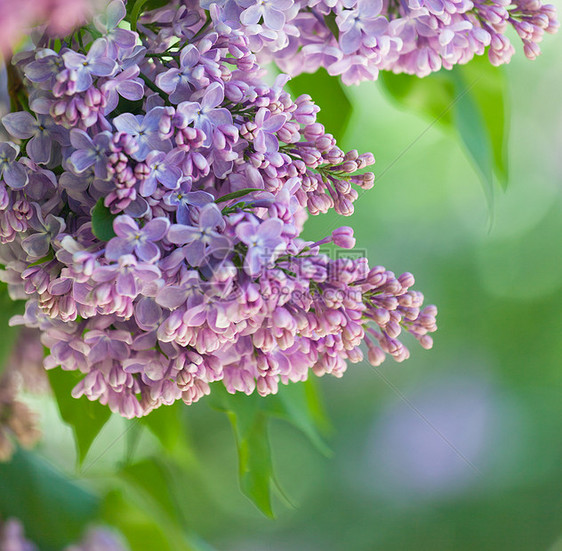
[0,448,100,551]
[380,70,456,127]
[267,381,331,457]
[215,188,262,203]
[91,198,116,242]
[450,67,495,209]
[379,58,509,195]
[101,490,179,551]
[457,56,509,187]
[47,368,112,466]
[288,68,352,142]
[139,401,195,464]
[209,386,275,517]
[0,283,25,378]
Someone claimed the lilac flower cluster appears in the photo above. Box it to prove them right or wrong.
[0,0,436,418]
[0,518,127,551]
[203,0,559,83]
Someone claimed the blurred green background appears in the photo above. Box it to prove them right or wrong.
[6,11,562,551]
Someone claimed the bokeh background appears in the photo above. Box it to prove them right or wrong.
[5,7,562,551]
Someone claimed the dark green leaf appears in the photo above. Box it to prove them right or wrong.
[91,198,116,242]
[0,283,24,378]
[209,386,275,517]
[215,188,262,203]
[0,448,99,551]
[47,368,112,466]
[288,68,352,142]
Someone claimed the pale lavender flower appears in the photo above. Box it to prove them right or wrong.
[105,215,170,263]
[68,129,112,178]
[2,111,68,165]
[238,0,294,31]
[101,65,145,115]
[336,0,387,54]
[168,203,231,266]
[113,107,170,161]
[175,83,232,147]
[236,217,286,276]
[0,142,28,189]
[156,44,211,104]
[164,183,214,225]
[21,213,65,259]
[139,150,183,197]
[62,38,118,93]
[94,0,137,57]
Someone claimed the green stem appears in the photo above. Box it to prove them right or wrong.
[130,0,150,32]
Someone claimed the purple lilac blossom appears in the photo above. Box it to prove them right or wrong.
[0,0,437,419]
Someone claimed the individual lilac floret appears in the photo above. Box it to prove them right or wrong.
[105,215,170,263]
[238,0,294,31]
[243,108,288,153]
[139,150,183,197]
[156,44,210,104]
[21,214,65,259]
[94,0,137,57]
[2,111,68,165]
[92,254,161,298]
[62,38,117,93]
[176,83,232,147]
[236,218,286,276]
[164,180,214,225]
[68,129,112,179]
[0,142,28,189]
[102,66,145,115]
[336,0,388,54]
[168,203,231,266]
[113,107,170,161]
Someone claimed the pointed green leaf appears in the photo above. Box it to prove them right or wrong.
[288,68,352,142]
[0,448,99,551]
[47,368,112,465]
[215,188,262,203]
[451,67,495,209]
[209,386,275,517]
[139,401,195,463]
[91,198,116,242]
[267,381,331,457]
[379,59,509,195]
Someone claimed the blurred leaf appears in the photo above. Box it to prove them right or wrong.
[268,381,331,457]
[379,58,509,196]
[0,448,99,551]
[288,68,352,142]
[0,283,24,378]
[380,70,456,127]
[91,198,116,242]
[47,368,111,466]
[450,67,495,209]
[120,458,180,522]
[139,401,195,463]
[209,386,275,517]
[458,56,509,187]
[114,458,209,551]
[101,490,179,551]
